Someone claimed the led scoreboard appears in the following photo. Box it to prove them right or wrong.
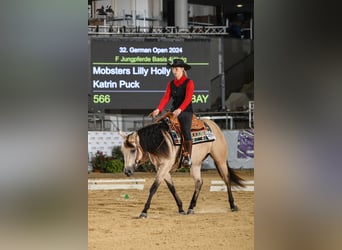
[89,38,211,111]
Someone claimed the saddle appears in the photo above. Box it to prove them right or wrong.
[154,112,215,146]
[155,112,205,134]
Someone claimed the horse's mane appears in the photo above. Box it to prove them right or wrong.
[137,121,169,157]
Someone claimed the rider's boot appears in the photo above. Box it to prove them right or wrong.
[182,140,192,167]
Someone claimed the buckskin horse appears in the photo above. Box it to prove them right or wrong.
[119,112,245,218]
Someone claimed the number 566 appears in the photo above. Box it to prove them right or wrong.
[93,94,111,103]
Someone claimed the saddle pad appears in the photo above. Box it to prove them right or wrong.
[168,122,216,146]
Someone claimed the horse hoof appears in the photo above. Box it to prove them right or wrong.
[179,211,186,215]
[231,205,238,212]
[139,213,147,219]
[187,209,195,215]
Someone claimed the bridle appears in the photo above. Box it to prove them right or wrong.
[126,133,148,169]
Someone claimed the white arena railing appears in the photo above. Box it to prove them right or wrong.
[88,25,231,36]
[88,107,254,132]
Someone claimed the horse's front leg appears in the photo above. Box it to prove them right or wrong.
[139,180,160,218]
[164,172,186,215]
[187,166,203,214]
[139,166,170,218]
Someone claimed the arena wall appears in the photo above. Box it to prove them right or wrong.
[88,129,254,169]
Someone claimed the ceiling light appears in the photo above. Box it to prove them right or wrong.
[236,4,243,8]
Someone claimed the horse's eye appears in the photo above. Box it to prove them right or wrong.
[130,149,136,154]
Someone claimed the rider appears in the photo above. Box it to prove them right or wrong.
[151,59,194,167]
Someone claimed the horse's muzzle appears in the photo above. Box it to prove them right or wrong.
[124,167,134,176]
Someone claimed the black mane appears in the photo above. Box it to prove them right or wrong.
[137,121,169,157]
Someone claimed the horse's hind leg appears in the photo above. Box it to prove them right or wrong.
[187,165,203,214]
[164,173,186,215]
[216,161,238,211]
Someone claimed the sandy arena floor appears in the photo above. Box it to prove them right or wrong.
[88,169,254,250]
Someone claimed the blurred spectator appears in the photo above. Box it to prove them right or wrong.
[96,6,106,16]
[228,20,242,38]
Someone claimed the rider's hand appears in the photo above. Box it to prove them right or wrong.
[151,109,160,118]
[173,108,181,117]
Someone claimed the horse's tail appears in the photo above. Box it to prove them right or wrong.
[227,162,245,187]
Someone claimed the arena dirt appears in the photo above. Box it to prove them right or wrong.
[88,170,254,250]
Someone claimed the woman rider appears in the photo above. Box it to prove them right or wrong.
[151,58,194,167]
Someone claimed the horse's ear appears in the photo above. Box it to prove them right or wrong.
[133,131,139,144]
[119,130,126,139]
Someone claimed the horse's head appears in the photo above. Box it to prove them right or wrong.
[119,131,144,176]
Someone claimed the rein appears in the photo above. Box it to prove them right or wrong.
[132,135,150,168]
[135,147,149,168]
